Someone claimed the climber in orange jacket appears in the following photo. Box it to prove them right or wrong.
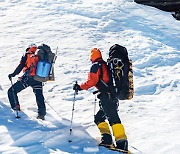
[80,48,109,90]
[8,44,46,120]
[73,48,128,151]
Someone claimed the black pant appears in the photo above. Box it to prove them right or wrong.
[8,76,46,117]
[94,92,121,126]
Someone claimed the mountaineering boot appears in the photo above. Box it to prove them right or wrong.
[13,104,21,111]
[116,139,128,151]
[112,123,128,151]
[99,133,113,148]
[97,122,113,147]
[36,115,45,120]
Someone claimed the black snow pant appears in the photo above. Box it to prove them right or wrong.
[94,92,121,126]
[8,76,46,117]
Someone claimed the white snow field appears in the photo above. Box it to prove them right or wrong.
[0,0,180,154]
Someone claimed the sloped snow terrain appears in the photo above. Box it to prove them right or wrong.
[0,0,180,154]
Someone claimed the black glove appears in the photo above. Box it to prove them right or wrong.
[26,47,30,52]
[73,83,82,91]
[8,73,15,80]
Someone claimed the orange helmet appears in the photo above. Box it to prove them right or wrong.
[90,48,102,62]
[28,43,37,52]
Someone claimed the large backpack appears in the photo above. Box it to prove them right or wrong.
[33,44,56,82]
[107,44,134,100]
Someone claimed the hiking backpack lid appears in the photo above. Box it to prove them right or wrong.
[107,44,134,100]
[37,44,55,63]
[109,44,129,61]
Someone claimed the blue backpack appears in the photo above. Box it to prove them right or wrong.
[33,44,56,82]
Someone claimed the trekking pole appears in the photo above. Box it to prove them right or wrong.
[68,81,78,143]
[10,78,20,119]
[93,90,99,118]
[45,100,62,120]
[94,95,97,118]
[0,84,3,90]
[131,145,143,153]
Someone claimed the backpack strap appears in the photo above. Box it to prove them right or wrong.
[97,61,109,91]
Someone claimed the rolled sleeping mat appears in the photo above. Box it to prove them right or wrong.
[36,61,51,78]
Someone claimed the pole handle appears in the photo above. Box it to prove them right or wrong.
[74,81,78,95]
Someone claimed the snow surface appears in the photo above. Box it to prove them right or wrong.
[0,0,180,154]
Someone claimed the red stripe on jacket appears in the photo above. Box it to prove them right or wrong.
[80,60,109,90]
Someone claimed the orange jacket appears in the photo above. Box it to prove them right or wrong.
[80,59,109,90]
[12,51,38,77]
[23,52,38,76]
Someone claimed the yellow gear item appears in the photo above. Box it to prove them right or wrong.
[97,122,111,135]
[112,123,127,141]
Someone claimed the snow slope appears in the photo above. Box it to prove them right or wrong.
[0,0,180,153]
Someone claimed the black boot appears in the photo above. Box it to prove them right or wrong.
[36,115,45,120]
[116,139,128,151]
[99,133,113,148]
[13,104,21,111]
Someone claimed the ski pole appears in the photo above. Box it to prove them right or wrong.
[69,81,78,143]
[10,78,20,119]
